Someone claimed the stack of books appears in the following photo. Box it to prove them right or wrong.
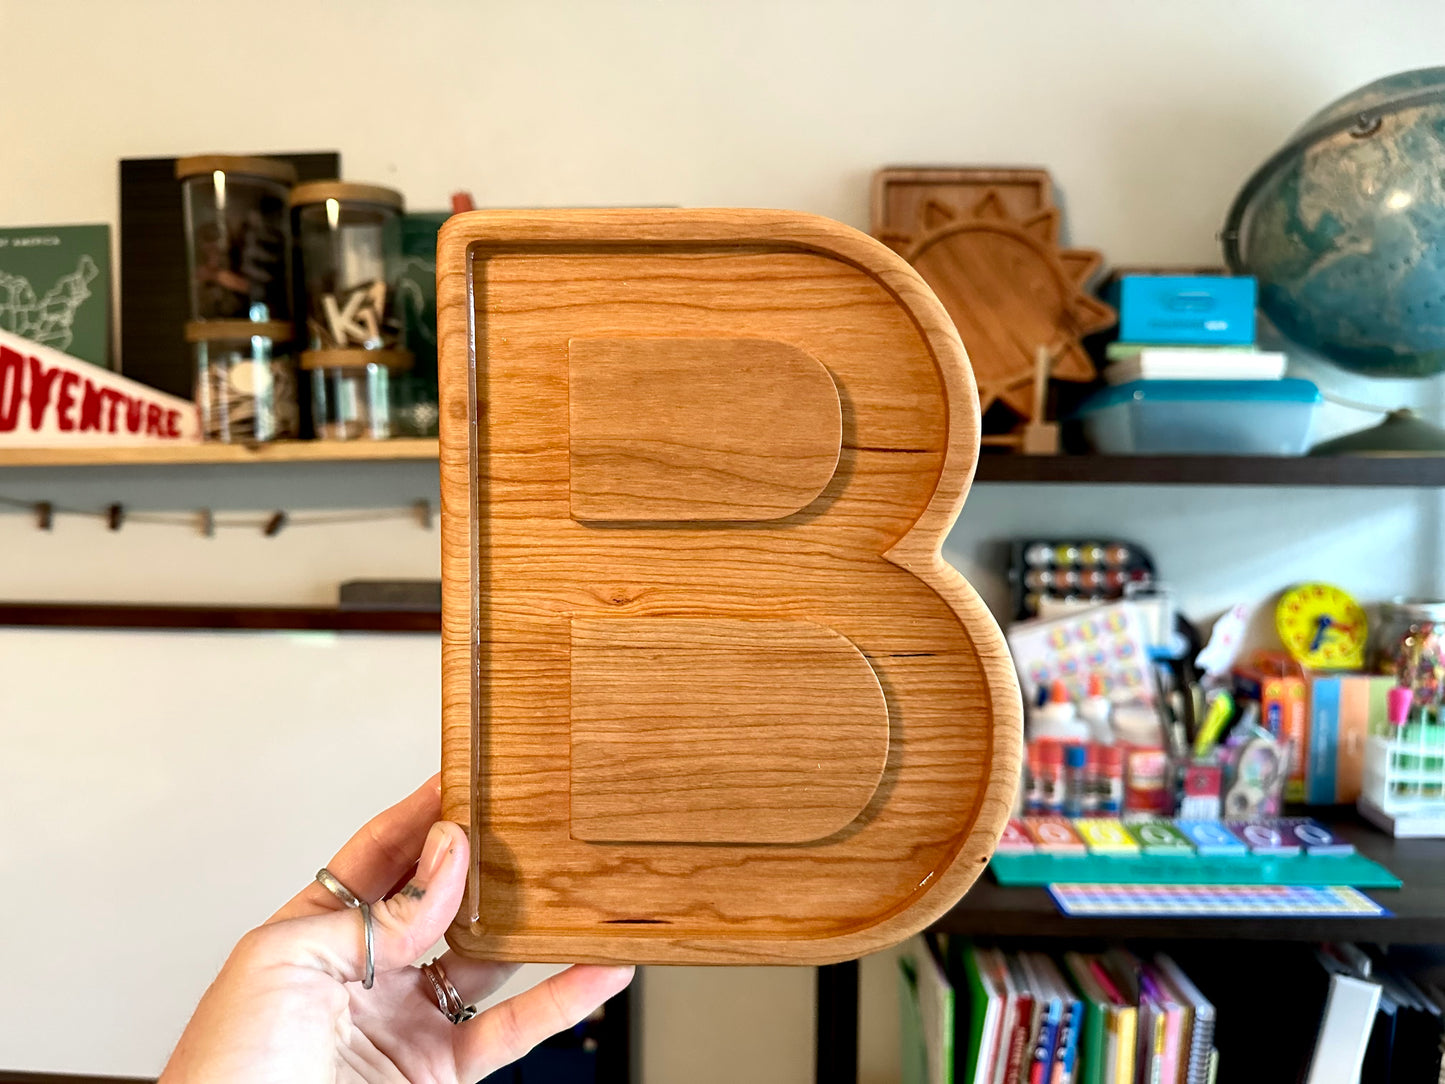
[902,939,1214,1084]
[1103,342,1286,385]
[1103,273,1284,385]
[900,936,1445,1084]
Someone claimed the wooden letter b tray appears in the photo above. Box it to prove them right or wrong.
[437,209,1021,964]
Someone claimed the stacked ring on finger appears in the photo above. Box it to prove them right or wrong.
[421,959,478,1024]
[315,868,375,990]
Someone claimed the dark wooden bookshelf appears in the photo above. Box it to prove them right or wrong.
[6,447,1442,488]
[932,809,1445,943]
[0,602,440,633]
[974,453,1445,487]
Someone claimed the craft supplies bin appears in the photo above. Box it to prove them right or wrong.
[176,155,296,321]
[304,348,411,440]
[1076,378,1320,455]
[188,321,298,443]
[1361,728,1445,837]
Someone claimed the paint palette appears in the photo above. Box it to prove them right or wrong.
[1009,538,1155,620]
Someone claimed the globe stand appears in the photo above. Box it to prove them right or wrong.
[1309,409,1445,456]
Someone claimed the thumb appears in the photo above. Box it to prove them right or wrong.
[248,821,470,984]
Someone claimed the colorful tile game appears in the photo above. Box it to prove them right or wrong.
[1048,883,1389,919]
[989,815,1400,890]
[1225,820,1302,856]
[1273,817,1357,855]
[997,819,1036,854]
[1073,818,1141,855]
[1124,819,1195,855]
[1175,819,1249,856]
[1008,815,1355,858]
[1022,815,1087,855]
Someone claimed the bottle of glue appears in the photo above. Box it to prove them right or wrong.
[1078,673,1114,745]
[1029,679,1090,743]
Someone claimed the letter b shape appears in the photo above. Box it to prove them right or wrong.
[438,210,1020,965]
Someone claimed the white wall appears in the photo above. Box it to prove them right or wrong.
[3,1,1445,1081]
[0,629,442,1076]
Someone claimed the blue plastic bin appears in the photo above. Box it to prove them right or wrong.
[1075,379,1321,455]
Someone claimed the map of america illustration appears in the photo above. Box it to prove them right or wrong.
[0,255,99,354]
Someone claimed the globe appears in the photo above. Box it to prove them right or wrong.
[1224,67,1445,377]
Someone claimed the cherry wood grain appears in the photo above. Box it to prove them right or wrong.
[870,167,1054,239]
[569,617,889,844]
[568,337,841,522]
[436,208,1022,965]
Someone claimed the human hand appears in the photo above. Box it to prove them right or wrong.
[160,776,634,1083]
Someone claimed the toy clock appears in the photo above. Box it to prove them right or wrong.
[1276,583,1367,670]
[435,209,1022,964]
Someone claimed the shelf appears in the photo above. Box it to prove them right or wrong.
[0,438,439,468]
[973,453,1445,487]
[2,443,1439,488]
[0,602,440,633]
[935,810,1445,942]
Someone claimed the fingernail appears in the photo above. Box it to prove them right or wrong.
[418,822,451,881]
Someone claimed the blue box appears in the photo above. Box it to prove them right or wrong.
[1111,275,1256,345]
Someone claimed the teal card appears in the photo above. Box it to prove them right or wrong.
[0,224,111,369]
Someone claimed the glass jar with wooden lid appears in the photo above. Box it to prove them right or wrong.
[291,181,406,355]
[187,320,299,443]
[303,347,412,440]
[175,155,296,321]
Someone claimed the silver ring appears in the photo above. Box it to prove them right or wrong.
[315,868,375,990]
[315,867,361,909]
[359,902,374,990]
[420,959,477,1024]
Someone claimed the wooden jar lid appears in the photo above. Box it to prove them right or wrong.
[290,181,405,212]
[300,348,413,372]
[185,320,294,342]
[174,155,298,186]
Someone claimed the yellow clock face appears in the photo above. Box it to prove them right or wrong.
[1276,583,1367,669]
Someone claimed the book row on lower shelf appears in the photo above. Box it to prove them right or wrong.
[900,934,1445,1084]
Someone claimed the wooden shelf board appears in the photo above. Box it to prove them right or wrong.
[934,809,1445,942]
[0,602,440,633]
[0,438,440,468]
[0,444,1440,488]
[973,453,1445,487]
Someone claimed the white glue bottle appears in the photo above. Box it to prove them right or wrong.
[1029,679,1090,743]
[1078,673,1115,745]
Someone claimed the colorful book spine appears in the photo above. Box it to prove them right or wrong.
[1004,956,1035,1084]
[1061,954,1106,1084]
[1031,999,1062,1084]
[1086,957,1136,1084]
[1141,968,1181,1084]
[1054,998,1082,1084]
[1306,674,1391,804]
